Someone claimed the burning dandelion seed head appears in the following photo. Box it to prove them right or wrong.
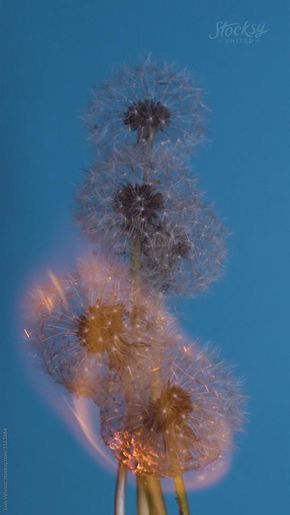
[143,385,193,434]
[87,57,207,152]
[26,256,174,398]
[76,302,127,354]
[101,342,244,477]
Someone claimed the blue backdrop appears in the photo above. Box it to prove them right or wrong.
[1,1,290,514]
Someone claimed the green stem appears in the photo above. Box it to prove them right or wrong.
[136,475,150,515]
[174,474,190,515]
[114,463,127,515]
[146,476,167,515]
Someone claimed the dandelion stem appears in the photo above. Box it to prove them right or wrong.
[136,475,150,515]
[131,237,141,295]
[146,476,167,515]
[114,463,127,515]
[174,474,190,515]
[130,147,167,515]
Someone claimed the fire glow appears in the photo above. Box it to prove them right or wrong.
[22,256,237,495]
[69,395,232,492]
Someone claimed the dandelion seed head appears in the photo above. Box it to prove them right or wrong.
[101,340,244,477]
[26,255,173,398]
[76,302,126,355]
[113,183,164,234]
[124,99,171,142]
[143,385,193,434]
[76,147,227,296]
[88,57,206,153]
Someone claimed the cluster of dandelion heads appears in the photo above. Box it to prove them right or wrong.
[100,341,244,478]
[24,56,245,501]
[76,146,227,295]
[87,57,207,153]
[26,256,174,400]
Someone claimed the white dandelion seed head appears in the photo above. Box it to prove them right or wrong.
[87,56,207,154]
[76,146,227,296]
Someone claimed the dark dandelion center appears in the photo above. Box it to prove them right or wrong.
[160,224,191,259]
[124,99,171,138]
[143,385,193,433]
[76,302,126,354]
[171,230,191,259]
[143,223,191,268]
[114,183,164,231]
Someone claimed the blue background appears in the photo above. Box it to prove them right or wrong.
[1,1,290,514]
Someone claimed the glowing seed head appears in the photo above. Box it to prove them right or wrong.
[143,385,193,433]
[76,302,126,354]
[100,341,244,477]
